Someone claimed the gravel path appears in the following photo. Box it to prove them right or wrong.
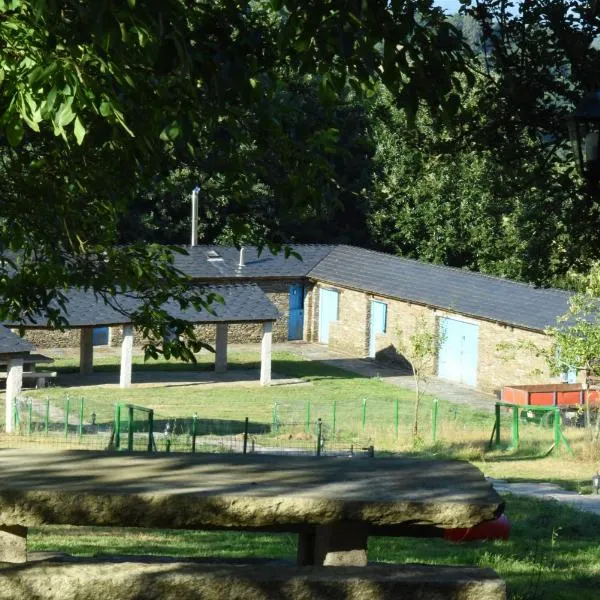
[488,478,600,516]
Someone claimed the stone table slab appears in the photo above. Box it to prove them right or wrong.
[0,449,503,531]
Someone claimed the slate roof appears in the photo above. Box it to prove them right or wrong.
[0,324,33,355]
[307,245,572,332]
[4,284,278,328]
[173,244,334,279]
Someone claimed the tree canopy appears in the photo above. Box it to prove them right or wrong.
[0,0,469,356]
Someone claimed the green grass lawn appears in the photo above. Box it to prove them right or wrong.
[11,349,598,483]
[6,350,600,597]
[28,495,600,600]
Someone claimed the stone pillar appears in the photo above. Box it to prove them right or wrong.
[260,322,273,386]
[119,324,134,389]
[80,327,94,375]
[5,357,23,434]
[0,525,27,563]
[298,521,368,566]
[214,323,228,373]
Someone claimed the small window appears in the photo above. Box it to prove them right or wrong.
[206,250,223,261]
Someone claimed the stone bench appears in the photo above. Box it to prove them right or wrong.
[0,558,507,600]
[0,371,57,387]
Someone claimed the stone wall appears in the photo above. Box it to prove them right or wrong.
[19,328,81,348]
[309,283,558,395]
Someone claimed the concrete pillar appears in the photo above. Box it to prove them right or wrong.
[260,322,273,386]
[214,323,228,373]
[80,327,94,375]
[119,324,134,389]
[5,357,23,434]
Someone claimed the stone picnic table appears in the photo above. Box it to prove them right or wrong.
[0,449,504,567]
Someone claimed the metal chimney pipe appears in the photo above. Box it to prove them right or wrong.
[190,186,200,246]
[238,246,246,268]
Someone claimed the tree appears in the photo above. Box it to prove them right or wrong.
[366,82,578,285]
[0,0,471,356]
[396,316,444,441]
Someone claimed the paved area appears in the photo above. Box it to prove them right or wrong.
[277,342,498,412]
[59,369,306,389]
[489,478,600,516]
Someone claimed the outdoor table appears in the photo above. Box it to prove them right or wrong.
[0,449,504,566]
[0,353,54,369]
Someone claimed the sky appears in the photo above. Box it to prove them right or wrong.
[435,0,462,14]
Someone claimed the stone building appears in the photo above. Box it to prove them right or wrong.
[14,244,573,395]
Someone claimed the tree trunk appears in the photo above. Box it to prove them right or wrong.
[412,376,420,440]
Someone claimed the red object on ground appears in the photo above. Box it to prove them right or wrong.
[443,514,511,542]
[502,384,600,408]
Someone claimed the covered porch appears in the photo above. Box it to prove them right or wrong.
[4,284,278,392]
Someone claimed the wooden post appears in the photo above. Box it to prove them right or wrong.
[260,322,273,386]
[5,357,24,433]
[79,327,94,375]
[119,324,134,389]
[214,323,228,373]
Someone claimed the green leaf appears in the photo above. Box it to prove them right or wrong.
[73,116,86,145]
[6,117,24,146]
[99,101,112,117]
[56,97,75,127]
[127,0,135,7]
[41,87,58,118]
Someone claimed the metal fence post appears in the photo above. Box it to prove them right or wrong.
[362,398,367,431]
[316,418,322,457]
[272,402,278,433]
[511,405,520,449]
[114,404,121,450]
[494,403,501,447]
[27,400,32,435]
[148,410,154,453]
[332,401,337,437]
[78,398,84,439]
[64,397,70,439]
[553,408,561,451]
[432,398,439,443]
[243,417,249,455]
[45,397,49,435]
[127,405,134,451]
[395,398,399,439]
[306,400,311,433]
[191,413,197,453]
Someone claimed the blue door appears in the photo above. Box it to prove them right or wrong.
[288,284,305,340]
[92,326,109,346]
[319,289,339,344]
[369,301,387,357]
[438,318,479,387]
